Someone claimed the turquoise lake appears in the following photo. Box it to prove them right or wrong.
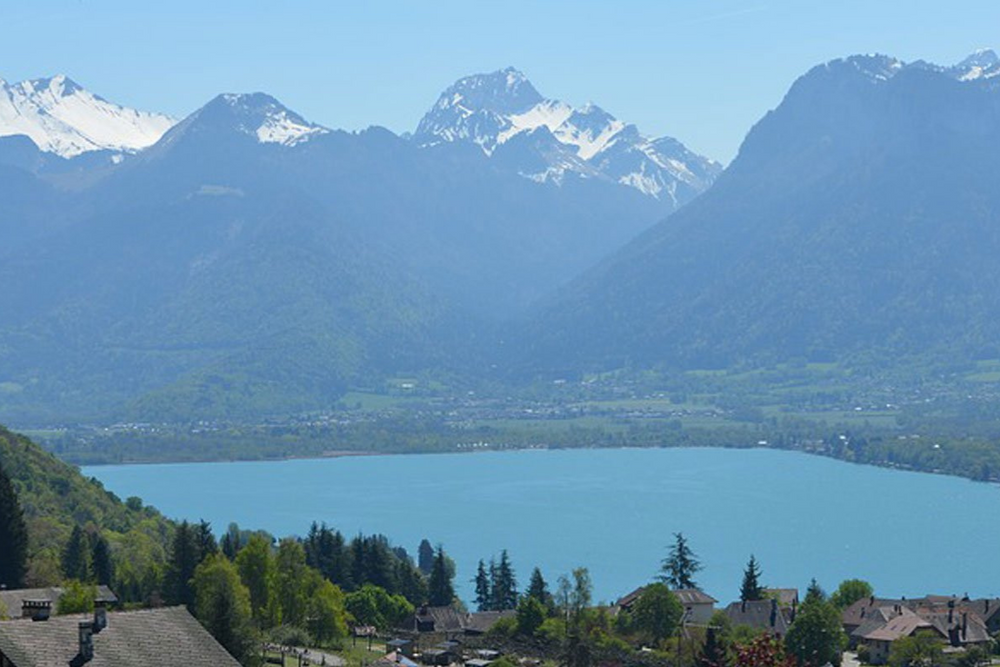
[84,447,1000,605]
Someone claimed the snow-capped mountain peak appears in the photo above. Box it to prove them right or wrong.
[413,67,721,205]
[0,74,176,158]
[160,92,330,150]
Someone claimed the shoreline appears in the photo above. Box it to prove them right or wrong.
[74,441,1000,490]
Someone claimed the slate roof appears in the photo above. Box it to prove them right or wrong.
[674,589,717,605]
[0,587,118,619]
[855,608,935,642]
[724,600,790,636]
[842,597,908,630]
[464,611,514,635]
[614,587,647,610]
[413,606,466,633]
[0,606,239,667]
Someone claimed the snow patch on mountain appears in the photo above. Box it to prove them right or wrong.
[0,74,176,158]
[413,67,721,203]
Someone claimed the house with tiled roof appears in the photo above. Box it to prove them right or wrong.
[847,596,995,665]
[0,605,239,667]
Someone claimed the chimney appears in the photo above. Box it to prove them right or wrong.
[77,621,94,664]
[93,601,108,634]
[22,599,51,621]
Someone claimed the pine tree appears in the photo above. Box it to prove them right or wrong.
[474,560,491,611]
[0,463,28,589]
[428,545,455,606]
[660,532,702,589]
[91,534,114,585]
[165,521,200,608]
[62,525,92,581]
[195,520,218,561]
[527,567,553,610]
[740,555,764,602]
[493,550,518,610]
[417,539,435,575]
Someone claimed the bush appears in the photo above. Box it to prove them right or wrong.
[267,624,313,648]
[486,616,517,640]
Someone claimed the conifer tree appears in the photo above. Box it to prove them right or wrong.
[527,567,553,610]
[493,550,518,610]
[418,539,435,575]
[165,521,200,608]
[91,534,114,586]
[195,520,218,561]
[0,464,28,589]
[474,560,491,611]
[740,555,764,602]
[660,532,702,589]
[62,525,92,582]
[428,545,455,606]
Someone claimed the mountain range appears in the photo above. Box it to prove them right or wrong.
[0,52,998,423]
[517,50,1000,374]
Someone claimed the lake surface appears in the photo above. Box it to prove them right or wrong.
[84,447,1000,605]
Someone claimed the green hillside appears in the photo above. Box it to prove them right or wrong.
[0,424,172,592]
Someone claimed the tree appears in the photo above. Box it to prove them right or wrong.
[632,582,683,646]
[492,550,518,610]
[660,533,702,589]
[195,520,218,561]
[784,581,845,667]
[57,580,97,614]
[516,595,547,636]
[740,555,764,602]
[0,464,28,588]
[62,525,92,582]
[474,560,491,611]
[830,579,873,609]
[888,630,945,667]
[428,545,455,606]
[236,534,279,627]
[345,584,414,630]
[275,539,309,627]
[193,554,258,666]
[418,539,435,575]
[165,521,200,608]
[91,534,114,586]
[306,574,348,646]
[527,567,553,611]
[702,625,725,667]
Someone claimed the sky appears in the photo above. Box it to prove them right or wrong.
[1,1,997,163]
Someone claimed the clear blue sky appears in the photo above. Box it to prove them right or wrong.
[2,1,996,163]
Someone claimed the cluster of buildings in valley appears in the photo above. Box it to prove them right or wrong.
[3,583,999,667]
